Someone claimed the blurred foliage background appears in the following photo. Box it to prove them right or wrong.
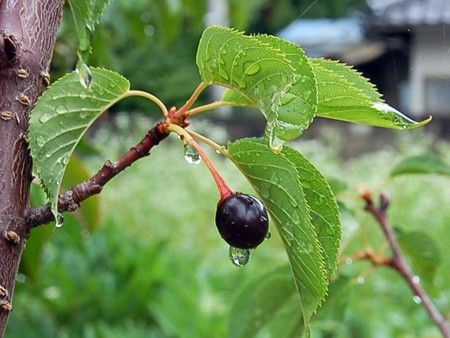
[7,0,449,337]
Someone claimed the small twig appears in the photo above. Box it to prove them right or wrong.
[126,90,168,117]
[361,190,450,338]
[175,82,208,118]
[188,101,229,117]
[28,121,169,227]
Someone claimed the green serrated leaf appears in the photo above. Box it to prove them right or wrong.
[391,153,450,177]
[310,59,431,129]
[29,67,130,224]
[282,147,341,278]
[395,228,442,285]
[197,26,317,150]
[69,0,111,59]
[310,58,382,102]
[222,88,255,107]
[228,138,327,332]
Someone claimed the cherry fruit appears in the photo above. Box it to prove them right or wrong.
[215,193,269,249]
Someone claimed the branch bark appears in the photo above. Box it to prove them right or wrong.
[361,192,450,338]
[29,122,169,227]
[0,1,65,336]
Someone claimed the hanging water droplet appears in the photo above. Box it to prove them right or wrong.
[55,214,64,228]
[345,257,353,265]
[356,276,365,284]
[184,144,201,165]
[229,246,250,267]
[412,295,422,304]
[39,113,52,123]
[269,131,283,153]
[265,231,271,239]
[412,276,420,284]
[76,62,92,90]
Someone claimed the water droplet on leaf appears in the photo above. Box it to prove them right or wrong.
[56,105,66,114]
[229,246,250,267]
[184,144,201,165]
[219,68,229,81]
[39,113,52,123]
[245,63,261,75]
[280,93,296,106]
[412,276,420,284]
[37,136,46,147]
[288,196,298,208]
[259,183,271,198]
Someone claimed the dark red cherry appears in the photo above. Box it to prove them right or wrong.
[215,193,269,249]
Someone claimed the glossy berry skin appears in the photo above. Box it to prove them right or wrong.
[215,193,269,249]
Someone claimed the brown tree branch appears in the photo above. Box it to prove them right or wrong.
[0,1,65,335]
[28,121,169,227]
[361,191,450,338]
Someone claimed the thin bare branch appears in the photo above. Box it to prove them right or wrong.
[28,121,169,227]
[362,192,450,338]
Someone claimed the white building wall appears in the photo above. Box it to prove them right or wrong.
[411,26,450,117]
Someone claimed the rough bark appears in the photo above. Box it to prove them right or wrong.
[0,1,64,336]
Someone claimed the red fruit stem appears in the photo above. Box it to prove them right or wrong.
[187,139,233,201]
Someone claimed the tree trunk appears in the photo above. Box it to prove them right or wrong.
[0,1,64,336]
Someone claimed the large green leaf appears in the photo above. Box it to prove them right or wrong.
[228,139,329,332]
[29,67,130,225]
[282,147,341,277]
[311,58,382,102]
[68,0,111,59]
[309,58,431,129]
[197,26,317,150]
[391,154,450,177]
